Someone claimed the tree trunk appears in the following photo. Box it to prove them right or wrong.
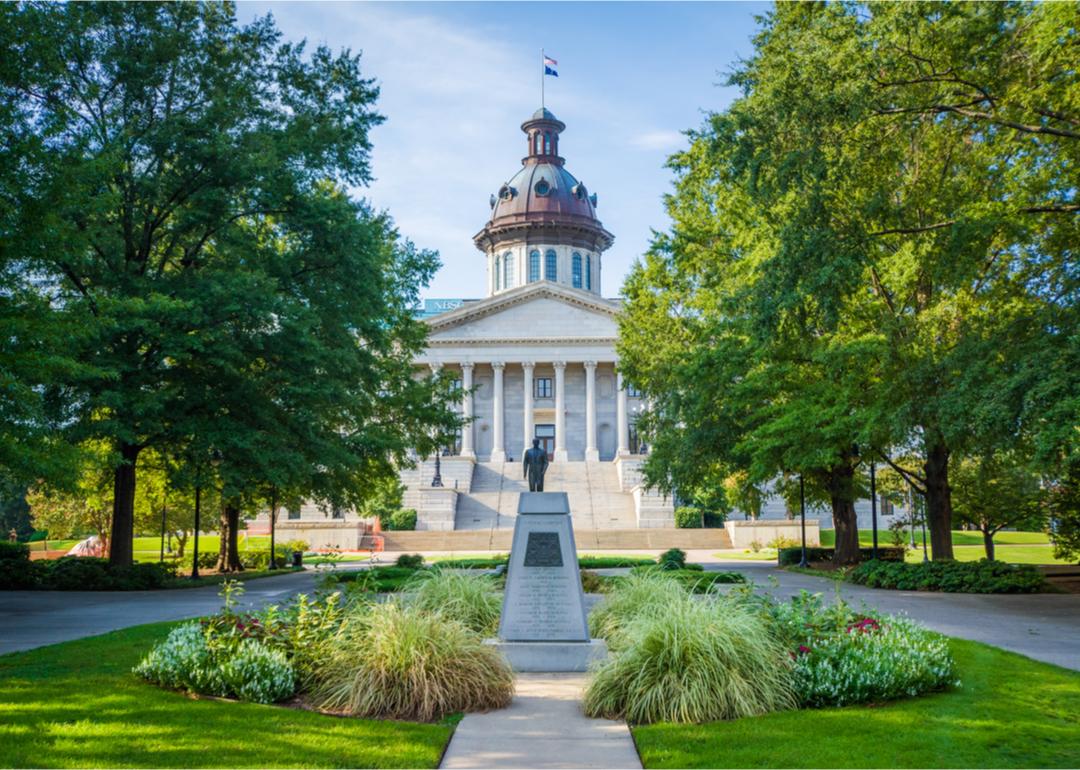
[215,507,228,571]
[108,443,141,566]
[216,503,244,573]
[175,530,188,559]
[982,528,996,561]
[923,436,956,560]
[827,461,861,566]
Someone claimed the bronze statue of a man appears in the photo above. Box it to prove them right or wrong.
[523,438,549,492]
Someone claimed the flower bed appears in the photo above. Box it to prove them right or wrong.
[584,574,956,723]
[777,546,906,566]
[134,572,513,720]
[848,558,1047,593]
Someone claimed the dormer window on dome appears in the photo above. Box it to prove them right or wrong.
[572,183,586,200]
[534,179,551,197]
[499,184,516,201]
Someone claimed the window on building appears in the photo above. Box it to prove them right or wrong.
[626,384,643,398]
[544,132,551,154]
[535,377,553,399]
[332,507,345,519]
[535,179,550,196]
[586,255,592,290]
[494,257,500,291]
[572,252,582,288]
[529,250,540,282]
[534,133,541,154]
[503,252,513,289]
[287,507,301,520]
[628,423,641,454]
[880,496,895,516]
[544,249,557,281]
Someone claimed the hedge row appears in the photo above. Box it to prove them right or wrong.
[848,559,1047,593]
[778,546,906,566]
[0,554,176,590]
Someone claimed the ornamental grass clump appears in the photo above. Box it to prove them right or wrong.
[588,570,688,650]
[583,597,796,724]
[310,602,513,721]
[404,568,502,635]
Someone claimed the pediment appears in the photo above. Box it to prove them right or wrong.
[425,282,620,344]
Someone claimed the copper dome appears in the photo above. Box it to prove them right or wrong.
[474,109,613,254]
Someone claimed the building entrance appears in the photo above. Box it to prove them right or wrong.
[534,424,555,460]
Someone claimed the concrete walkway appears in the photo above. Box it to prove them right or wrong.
[0,569,323,655]
[709,559,1080,671]
[440,674,641,770]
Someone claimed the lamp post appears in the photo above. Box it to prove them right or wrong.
[920,497,929,563]
[798,474,808,568]
[431,438,443,488]
[191,448,222,580]
[268,489,278,571]
[870,460,878,560]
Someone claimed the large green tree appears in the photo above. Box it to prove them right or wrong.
[0,2,456,566]
[619,1,1078,561]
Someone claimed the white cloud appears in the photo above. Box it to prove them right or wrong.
[628,129,687,152]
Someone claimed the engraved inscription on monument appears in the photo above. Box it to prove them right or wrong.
[523,532,563,567]
[497,492,590,642]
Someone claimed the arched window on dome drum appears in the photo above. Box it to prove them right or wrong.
[534,133,542,155]
[572,252,583,288]
[544,132,551,155]
[586,255,592,290]
[503,252,513,289]
[494,255,500,291]
[529,250,540,282]
[544,249,557,281]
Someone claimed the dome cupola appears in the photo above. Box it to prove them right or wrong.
[475,109,613,298]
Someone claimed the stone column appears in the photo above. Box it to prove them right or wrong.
[584,361,599,462]
[554,361,568,462]
[616,370,629,457]
[522,361,534,456]
[491,361,505,463]
[460,362,475,459]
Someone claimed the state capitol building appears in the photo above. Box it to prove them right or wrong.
[267,108,899,550]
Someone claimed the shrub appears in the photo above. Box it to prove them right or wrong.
[848,559,1047,593]
[764,591,956,707]
[767,536,798,550]
[0,540,30,561]
[396,553,425,569]
[241,591,349,686]
[325,566,422,593]
[777,547,906,566]
[657,548,687,570]
[37,556,174,590]
[578,555,655,569]
[217,639,296,704]
[588,571,689,650]
[629,565,744,593]
[580,570,605,593]
[134,622,295,704]
[583,596,796,724]
[241,547,298,570]
[674,506,702,529]
[405,569,501,635]
[380,508,417,531]
[0,557,42,589]
[310,602,513,720]
[791,614,955,707]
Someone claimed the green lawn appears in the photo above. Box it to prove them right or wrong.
[633,638,1080,768]
[0,623,452,769]
[820,528,1050,547]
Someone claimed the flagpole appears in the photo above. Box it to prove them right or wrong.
[541,48,545,109]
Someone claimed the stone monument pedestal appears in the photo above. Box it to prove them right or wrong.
[487,492,608,673]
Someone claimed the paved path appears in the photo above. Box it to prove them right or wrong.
[708,559,1080,671]
[440,674,640,770]
[0,569,324,655]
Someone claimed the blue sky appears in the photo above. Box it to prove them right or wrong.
[239,1,769,299]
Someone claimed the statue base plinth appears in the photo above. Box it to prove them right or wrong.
[485,639,608,672]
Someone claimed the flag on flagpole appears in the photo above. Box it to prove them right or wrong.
[544,53,558,77]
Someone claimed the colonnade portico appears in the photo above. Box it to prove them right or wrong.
[433,360,632,462]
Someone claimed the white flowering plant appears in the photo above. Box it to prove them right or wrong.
[134,581,298,704]
[765,591,957,707]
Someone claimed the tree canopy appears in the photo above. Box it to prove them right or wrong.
[618,1,1078,562]
[0,2,458,564]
